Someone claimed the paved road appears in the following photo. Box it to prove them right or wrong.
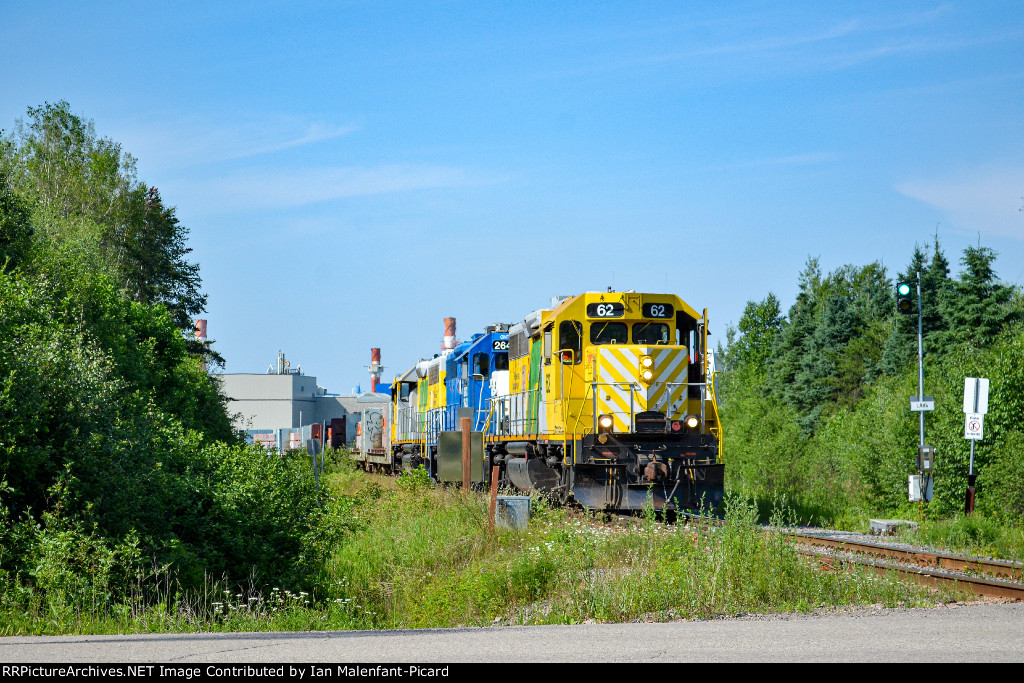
[2,603,1022,663]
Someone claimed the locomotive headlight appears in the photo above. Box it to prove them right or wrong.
[640,356,654,384]
[685,415,700,430]
[598,414,614,434]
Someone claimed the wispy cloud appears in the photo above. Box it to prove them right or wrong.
[112,114,356,173]
[534,4,982,82]
[678,20,864,61]
[223,122,357,161]
[896,166,1024,241]
[173,164,506,214]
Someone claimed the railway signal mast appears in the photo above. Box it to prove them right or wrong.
[901,275,934,503]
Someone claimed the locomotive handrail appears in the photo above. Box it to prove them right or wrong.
[424,403,469,445]
[709,370,724,461]
[570,382,593,436]
[570,381,598,460]
[560,358,572,454]
[663,379,723,461]
[481,403,495,435]
[660,381,708,432]
[395,405,424,441]
[485,389,541,437]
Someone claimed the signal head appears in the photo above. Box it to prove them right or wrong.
[896,281,914,315]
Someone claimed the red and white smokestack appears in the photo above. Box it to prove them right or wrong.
[195,319,208,373]
[369,347,382,392]
[442,317,456,351]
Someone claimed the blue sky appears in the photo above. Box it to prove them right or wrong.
[3,1,1023,393]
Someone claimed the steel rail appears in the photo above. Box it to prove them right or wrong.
[803,549,1024,600]
[789,532,1023,582]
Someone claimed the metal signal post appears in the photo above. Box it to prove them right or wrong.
[916,273,925,453]
[905,272,933,503]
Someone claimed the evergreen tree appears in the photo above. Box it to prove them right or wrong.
[768,259,892,430]
[768,257,820,409]
[792,292,859,429]
[939,245,1020,347]
[879,237,954,375]
[825,262,891,397]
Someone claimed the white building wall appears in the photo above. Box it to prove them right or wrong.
[220,371,388,441]
[222,373,321,430]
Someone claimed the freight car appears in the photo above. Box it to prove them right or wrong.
[365,290,724,514]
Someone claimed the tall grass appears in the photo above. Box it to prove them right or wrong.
[321,471,945,628]
[0,464,953,635]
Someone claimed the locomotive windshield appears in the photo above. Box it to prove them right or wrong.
[633,322,670,344]
[591,322,627,344]
[493,353,509,371]
[473,353,489,378]
[559,320,582,363]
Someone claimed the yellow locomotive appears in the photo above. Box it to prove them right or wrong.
[387,290,723,513]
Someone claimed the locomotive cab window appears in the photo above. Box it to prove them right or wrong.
[493,353,509,372]
[473,353,490,379]
[559,320,582,364]
[591,322,627,345]
[633,322,670,345]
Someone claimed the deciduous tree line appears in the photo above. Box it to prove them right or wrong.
[0,103,344,614]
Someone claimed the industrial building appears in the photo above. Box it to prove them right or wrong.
[210,318,458,454]
[220,351,388,452]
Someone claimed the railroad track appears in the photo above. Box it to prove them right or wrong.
[791,532,1024,600]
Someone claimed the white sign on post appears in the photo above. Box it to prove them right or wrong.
[964,413,984,440]
[963,378,989,415]
[910,396,934,411]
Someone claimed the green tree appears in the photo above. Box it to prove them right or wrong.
[939,246,1020,347]
[6,101,134,226]
[768,257,821,409]
[0,167,32,270]
[768,260,891,430]
[2,102,205,332]
[128,187,206,330]
[732,293,784,379]
[880,237,954,375]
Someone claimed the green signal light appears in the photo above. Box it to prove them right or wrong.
[896,281,915,314]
